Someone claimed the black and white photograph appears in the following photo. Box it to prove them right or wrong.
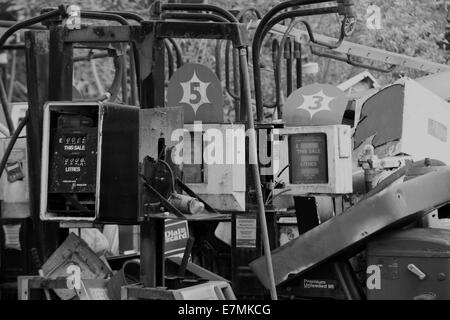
[0,0,450,311]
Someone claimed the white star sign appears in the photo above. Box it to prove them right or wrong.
[296,90,336,119]
[179,71,211,115]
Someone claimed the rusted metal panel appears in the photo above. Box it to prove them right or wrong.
[250,167,450,289]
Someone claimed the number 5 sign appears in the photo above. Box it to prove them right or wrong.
[167,63,224,124]
[283,83,348,126]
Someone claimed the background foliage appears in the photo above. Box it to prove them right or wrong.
[1,0,449,120]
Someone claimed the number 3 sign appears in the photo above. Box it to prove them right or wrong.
[167,63,224,124]
[283,83,348,126]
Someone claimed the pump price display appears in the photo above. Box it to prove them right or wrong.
[48,127,98,193]
[289,133,328,184]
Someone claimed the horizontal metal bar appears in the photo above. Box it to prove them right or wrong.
[124,285,175,300]
[250,167,450,288]
[2,43,25,50]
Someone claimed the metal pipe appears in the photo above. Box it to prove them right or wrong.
[236,7,262,21]
[225,41,239,100]
[79,11,142,105]
[252,3,339,121]
[233,46,240,116]
[73,51,113,62]
[251,0,325,120]
[93,11,145,23]
[311,46,396,73]
[90,59,105,95]
[0,20,46,30]
[161,12,228,23]
[129,45,138,105]
[80,11,129,25]
[266,39,280,110]
[0,78,15,134]
[168,38,183,68]
[275,19,305,117]
[108,55,124,101]
[161,3,238,23]
[121,54,128,103]
[285,38,293,97]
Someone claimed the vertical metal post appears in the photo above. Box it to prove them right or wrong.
[140,219,165,287]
